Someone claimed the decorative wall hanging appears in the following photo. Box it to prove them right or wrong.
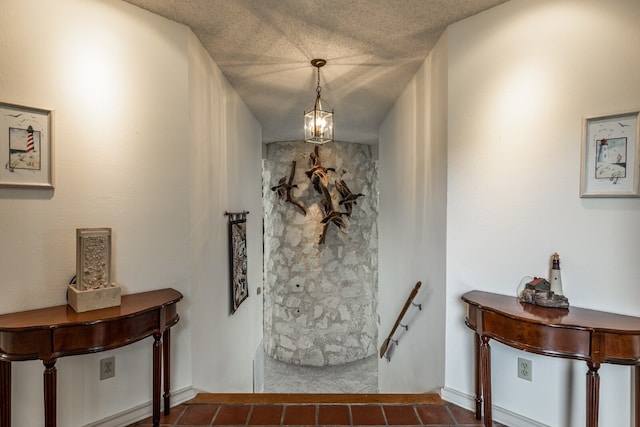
[580,110,640,197]
[68,227,121,312]
[270,160,306,215]
[268,145,366,245]
[0,101,54,188]
[335,179,365,216]
[319,184,347,244]
[305,146,335,194]
[226,211,249,313]
[305,146,364,244]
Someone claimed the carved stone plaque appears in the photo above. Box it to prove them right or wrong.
[76,228,112,291]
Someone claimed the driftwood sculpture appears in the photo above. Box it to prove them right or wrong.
[318,184,347,244]
[303,146,364,244]
[271,161,307,215]
[305,146,335,194]
[335,179,364,217]
[269,146,365,244]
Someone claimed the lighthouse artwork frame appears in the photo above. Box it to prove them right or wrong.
[0,101,54,189]
[580,110,640,197]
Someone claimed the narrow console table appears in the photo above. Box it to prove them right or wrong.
[0,287,183,427]
[462,290,640,427]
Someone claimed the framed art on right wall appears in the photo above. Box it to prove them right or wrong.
[580,110,640,197]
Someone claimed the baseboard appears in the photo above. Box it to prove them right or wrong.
[84,386,197,427]
[440,386,550,427]
[191,392,444,405]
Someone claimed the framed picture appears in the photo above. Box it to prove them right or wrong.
[228,215,249,313]
[0,101,54,188]
[580,110,640,197]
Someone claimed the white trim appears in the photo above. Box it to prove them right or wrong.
[440,387,550,427]
[84,386,197,427]
[253,339,265,393]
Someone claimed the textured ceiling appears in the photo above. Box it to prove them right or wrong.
[123,0,508,144]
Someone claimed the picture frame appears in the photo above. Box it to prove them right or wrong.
[0,101,54,189]
[580,110,640,197]
[228,215,249,314]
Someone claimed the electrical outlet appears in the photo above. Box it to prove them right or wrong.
[518,357,532,381]
[100,356,115,380]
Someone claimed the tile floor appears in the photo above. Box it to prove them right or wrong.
[128,396,495,426]
[127,355,503,426]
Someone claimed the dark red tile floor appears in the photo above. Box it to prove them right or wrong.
[128,394,503,426]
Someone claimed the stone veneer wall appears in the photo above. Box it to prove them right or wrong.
[263,141,378,366]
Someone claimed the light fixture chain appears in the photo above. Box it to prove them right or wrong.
[316,66,322,95]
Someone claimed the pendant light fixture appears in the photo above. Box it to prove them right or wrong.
[304,59,334,144]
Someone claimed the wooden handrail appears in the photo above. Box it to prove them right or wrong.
[379,281,422,358]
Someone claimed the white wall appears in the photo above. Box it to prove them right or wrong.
[0,0,263,425]
[445,0,640,425]
[378,32,448,393]
[0,0,192,425]
[187,32,264,393]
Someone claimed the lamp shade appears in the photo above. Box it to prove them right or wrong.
[304,59,334,144]
[304,99,334,144]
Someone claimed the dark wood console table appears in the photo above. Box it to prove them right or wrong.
[0,287,183,427]
[462,290,640,427]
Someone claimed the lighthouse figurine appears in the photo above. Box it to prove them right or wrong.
[550,252,564,295]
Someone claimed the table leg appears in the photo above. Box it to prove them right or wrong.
[480,335,492,427]
[163,329,171,415]
[153,334,162,427]
[43,359,57,427]
[474,333,482,419]
[635,366,639,427]
[0,360,10,427]
[586,361,600,427]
